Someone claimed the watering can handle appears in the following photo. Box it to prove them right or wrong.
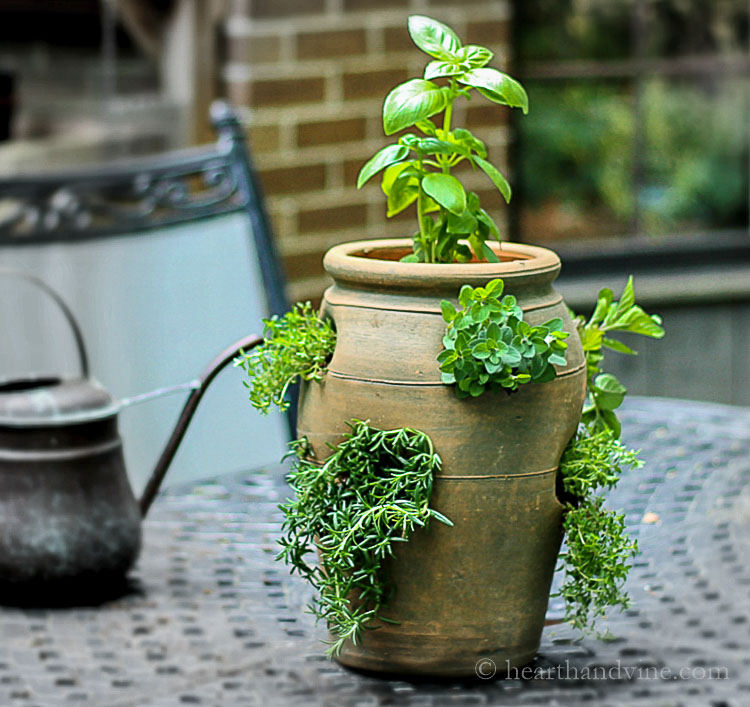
[0,268,89,378]
[139,332,264,517]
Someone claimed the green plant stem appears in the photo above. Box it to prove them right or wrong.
[415,154,431,261]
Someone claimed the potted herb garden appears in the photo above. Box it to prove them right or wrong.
[236,15,664,677]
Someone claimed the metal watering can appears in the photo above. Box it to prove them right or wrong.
[0,269,261,599]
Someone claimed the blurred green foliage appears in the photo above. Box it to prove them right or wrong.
[517,0,749,241]
[519,78,748,238]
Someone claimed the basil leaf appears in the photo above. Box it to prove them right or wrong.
[474,156,511,202]
[422,173,467,214]
[407,15,461,60]
[458,45,493,68]
[481,241,500,263]
[383,79,448,135]
[424,60,464,81]
[357,144,409,189]
[458,68,529,114]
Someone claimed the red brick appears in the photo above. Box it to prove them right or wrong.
[466,20,510,48]
[342,69,408,100]
[284,251,328,280]
[297,118,366,147]
[344,0,408,9]
[247,125,280,154]
[465,104,509,129]
[227,35,281,64]
[296,29,367,59]
[251,77,325,106]
[384,26,414,52]
[474,187,507,214]
[259,164,326,194]
[343,158,366,186]
[298,203,368,233]
[251,0,325,19]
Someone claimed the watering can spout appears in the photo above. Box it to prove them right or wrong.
[138,333,263,516]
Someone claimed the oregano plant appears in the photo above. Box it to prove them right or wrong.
[357,15,528,263]
[435,276,666,634]
[556,277,665,633]
[437,278,569,397]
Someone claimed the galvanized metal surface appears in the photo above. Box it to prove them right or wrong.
[0,396,747,705]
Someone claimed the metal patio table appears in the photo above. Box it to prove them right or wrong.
[0,396,748,707]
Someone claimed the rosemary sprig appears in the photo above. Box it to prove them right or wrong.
[277,420,450,656]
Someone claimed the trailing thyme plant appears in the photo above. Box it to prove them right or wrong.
[234,302,336,414]
[437,278,569,397]
[556,277,665,632]
[357,15,528,263]
[277,421,450,656]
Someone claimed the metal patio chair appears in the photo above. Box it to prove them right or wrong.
[0,101,291,493]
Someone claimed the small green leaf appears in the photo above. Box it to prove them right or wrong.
[441,300,457,322]
[601,409,622,437]
[415,118,438,136]
[407,15,461,60]
[474,156,511,202]
[548,353,567,366]
[417,137,468,157]
[424,60,464,80]
[458,68,529,113]
[446,209,477,234]
[476,208,500,239]
[457,45,493,68]
[591,288,614,326]
[357,144,409,189]
[602,337,637,355]
[383,79,448,135]
[386,181,418,216]
[613,307,666,338]
[486,279,504,295]
[422,173,467,214]
[453,128,487,158]
[381,162,416,194]
[581,327,603,351]
[593,373,627,411]
[481,241,499,263]
[469,382,484,397]
[614,276,635,319]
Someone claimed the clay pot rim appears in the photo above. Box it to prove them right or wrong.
[323,239,561,291]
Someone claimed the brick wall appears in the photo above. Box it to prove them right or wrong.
[223,0,512,303]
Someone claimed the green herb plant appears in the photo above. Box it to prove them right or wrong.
[437,278,569,397]
[357,15,528,264]
[234,302,336,414]
[556,277,665,632]
[277,420,451,656]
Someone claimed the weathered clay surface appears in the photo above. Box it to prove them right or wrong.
[297,239,587,676]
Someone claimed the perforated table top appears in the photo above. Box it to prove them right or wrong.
[0,397,748,706]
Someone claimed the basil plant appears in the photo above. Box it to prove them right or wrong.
[357,15,528,264]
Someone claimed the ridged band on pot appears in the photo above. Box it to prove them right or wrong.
[297,239,586,677]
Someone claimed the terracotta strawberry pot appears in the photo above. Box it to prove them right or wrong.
[297,239,586,677]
